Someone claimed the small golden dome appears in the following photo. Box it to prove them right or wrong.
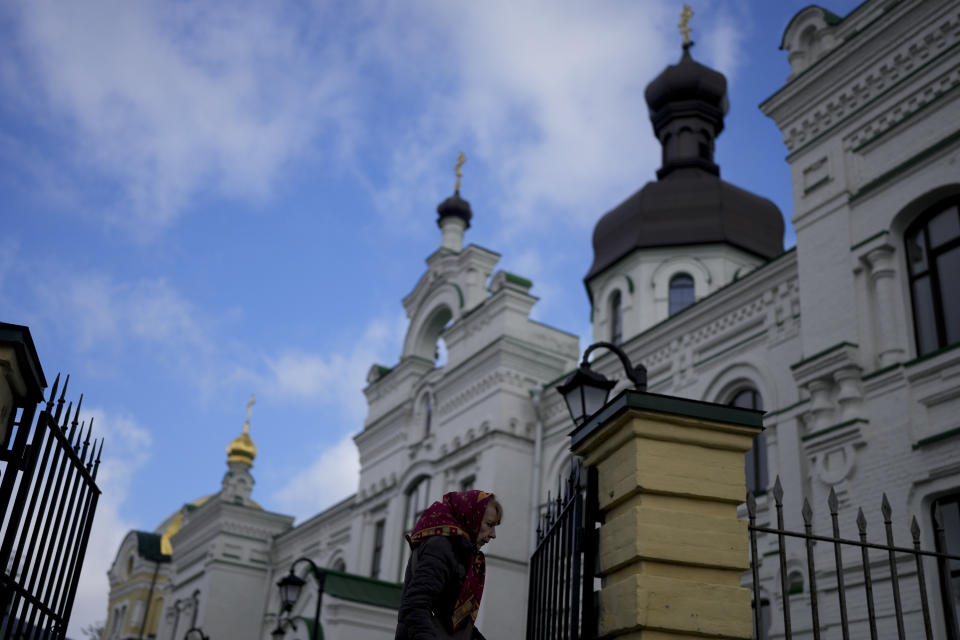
[227,394,258,465]
[227,427,257,464]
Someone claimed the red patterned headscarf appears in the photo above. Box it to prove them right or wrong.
[407,490,495,631]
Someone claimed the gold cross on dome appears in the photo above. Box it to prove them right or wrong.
[454,151,466,192]
[679,5,694,45]
[245,394,256,423]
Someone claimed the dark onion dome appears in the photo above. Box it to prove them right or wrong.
[586,168,785,280]
[585,44,784,283]
[437,190,472,229]
[644,45,729,139]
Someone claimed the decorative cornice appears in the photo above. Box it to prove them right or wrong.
[772,6,959,154]
[846,60,960,153]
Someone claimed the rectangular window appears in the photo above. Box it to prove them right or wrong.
[460,475,475,492]
[371,519,386,579]
[934,494,960,639]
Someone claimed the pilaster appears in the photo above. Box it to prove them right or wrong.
[570,391,763,639]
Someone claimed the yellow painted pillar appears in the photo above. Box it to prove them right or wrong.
[570,390,763,640]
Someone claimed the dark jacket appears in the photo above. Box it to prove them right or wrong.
[395,535,487,640]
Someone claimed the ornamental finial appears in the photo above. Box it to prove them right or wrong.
[454,151,466,192]
[244,393,255,433]
[679,4,694,47]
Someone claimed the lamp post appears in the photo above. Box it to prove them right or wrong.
[556,341,647,426]
[168,590,201,640]
[183,628,209,640]
[269,616,296,640]
[276,557,326,640]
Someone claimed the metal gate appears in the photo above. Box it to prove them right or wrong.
[747,477,960,639]
[0,374,104,639]
[526,460,599,640]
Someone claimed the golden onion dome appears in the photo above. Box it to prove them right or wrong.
[227,427,257,464]
[227,394,258,465]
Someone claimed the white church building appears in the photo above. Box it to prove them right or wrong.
[103,0,960,638]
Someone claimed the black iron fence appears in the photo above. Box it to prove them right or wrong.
[0,374,103,639]
[748,477,960,640]
[526,460,599,640]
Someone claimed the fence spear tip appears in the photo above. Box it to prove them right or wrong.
[881,493,892,521]
[827,486,839,513]
[856,507,867,533]
[773,476,784,504]
[910,515,921,541]
[802,498,813,525]
[48,372,61,406]
[62,400,74,430]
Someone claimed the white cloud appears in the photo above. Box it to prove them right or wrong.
[247,314,407,423]
[270,434,359,523]
[10,1,356,231]
[43,274,206,353]
[6,1,756,239]
[65,408,153,639]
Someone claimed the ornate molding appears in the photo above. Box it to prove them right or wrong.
[781,10,959,152]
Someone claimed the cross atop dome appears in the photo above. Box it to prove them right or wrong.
[436,151,473,252]
[678,4,694,48]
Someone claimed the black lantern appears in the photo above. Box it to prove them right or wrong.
[556,365,616,427]
[183,628,209,640]
[277,572,306,612]
[558,341,647,427]
[271,623,287,640]
[276,557,325,640]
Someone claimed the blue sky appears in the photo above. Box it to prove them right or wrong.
[0,0,864,634]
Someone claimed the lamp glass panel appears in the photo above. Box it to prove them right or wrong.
[561,387,586,425]
[278,577,303,610]
[582,384,611,418]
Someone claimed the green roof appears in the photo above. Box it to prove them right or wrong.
[323,569,402,609]
[135,531,171,563]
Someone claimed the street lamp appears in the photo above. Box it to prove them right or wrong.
[269,617,296,640]
[183,628,209,640]
[168,590,201,640]
[276,557,326,640]
[556,341,647,426]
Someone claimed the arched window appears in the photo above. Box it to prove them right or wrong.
[609,290,623,345]
[905,199,960,356]
[932,493,960,637]
[422,394,432,438]
[669,273,695,316]
[400,476,432,578]
[730,388,767,495]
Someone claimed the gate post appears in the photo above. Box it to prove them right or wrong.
[570,390,762,640]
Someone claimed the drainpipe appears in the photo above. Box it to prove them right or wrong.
[529,388,545,553]
[137,561,161,640]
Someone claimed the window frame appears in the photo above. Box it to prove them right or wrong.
[371,519,386,579]
[904,198,960,356]
[668,273,695,316]
[728,388,767,495]
[609,290,623,345]
[933,493,960,639]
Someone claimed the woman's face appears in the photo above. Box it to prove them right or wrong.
[476,503,499,547]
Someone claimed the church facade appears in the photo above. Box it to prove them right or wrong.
[102,0,960,638]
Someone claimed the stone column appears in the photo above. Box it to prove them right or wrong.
[570,391,762,640]
[864,245,906,367]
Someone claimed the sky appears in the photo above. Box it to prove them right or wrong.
[0,0,865,636]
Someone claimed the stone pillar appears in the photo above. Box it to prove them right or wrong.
[570,391,762,640]
[864,245,906,367]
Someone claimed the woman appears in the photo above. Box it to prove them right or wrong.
[395,490,503,640]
